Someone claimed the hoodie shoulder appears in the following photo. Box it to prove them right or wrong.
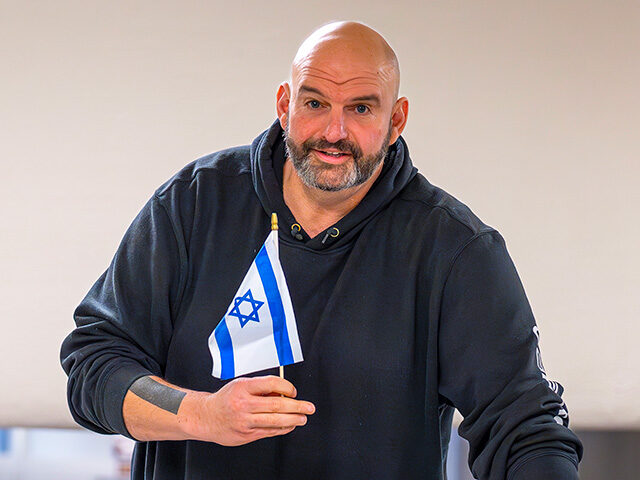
[398,172,494,237]
[155,145,251,198]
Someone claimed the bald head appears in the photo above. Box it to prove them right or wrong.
[292,21,400,100]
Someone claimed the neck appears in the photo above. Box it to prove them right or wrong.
[282,159,383,238]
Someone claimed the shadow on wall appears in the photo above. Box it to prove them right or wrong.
[575,430,640,480]
[447,428,640,480]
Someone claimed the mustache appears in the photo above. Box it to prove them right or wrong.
[302,138,363,159]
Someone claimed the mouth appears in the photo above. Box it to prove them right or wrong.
[312,149,352,165]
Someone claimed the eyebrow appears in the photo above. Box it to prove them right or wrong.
[298,85,381,106]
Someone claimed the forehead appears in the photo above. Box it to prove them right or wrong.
[292,49,396,100]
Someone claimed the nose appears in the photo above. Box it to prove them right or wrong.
[322,110,347,144]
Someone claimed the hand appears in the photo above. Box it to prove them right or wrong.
[179,375,315,446]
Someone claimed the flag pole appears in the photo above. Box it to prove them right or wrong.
[271,212,285,381]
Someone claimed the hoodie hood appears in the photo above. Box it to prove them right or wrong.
[251,119,417,251]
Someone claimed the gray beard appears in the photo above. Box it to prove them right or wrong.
[283,125,392,192]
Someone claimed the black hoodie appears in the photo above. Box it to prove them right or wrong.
[61,120,582,479]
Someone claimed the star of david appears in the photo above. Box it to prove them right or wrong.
[227,289,264,328]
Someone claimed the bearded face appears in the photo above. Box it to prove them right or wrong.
[284,124,392,192]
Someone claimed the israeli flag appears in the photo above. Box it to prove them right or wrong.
[208,230,303,379]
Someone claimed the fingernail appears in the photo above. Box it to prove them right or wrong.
[306,404,315,414]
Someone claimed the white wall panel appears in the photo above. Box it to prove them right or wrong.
[1,0,638,428]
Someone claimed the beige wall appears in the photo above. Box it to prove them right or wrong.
[1,1,638,428]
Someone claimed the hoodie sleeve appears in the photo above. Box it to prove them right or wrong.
[437,230,582,480]
[60,194,186,438]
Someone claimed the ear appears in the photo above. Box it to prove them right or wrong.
[388,97,409,145]
[276,82,291,130]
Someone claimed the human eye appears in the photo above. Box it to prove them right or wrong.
[354,104,370,114]
[306,99,322,109]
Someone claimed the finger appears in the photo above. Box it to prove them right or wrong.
[246,426,296,442]
[249,396,315,415]
[248,413,308,429]
[244,376,297,397]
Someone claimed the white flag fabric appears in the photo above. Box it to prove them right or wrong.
[208,230,303,380]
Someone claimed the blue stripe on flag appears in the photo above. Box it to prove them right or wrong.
[214,318,235,380]
[255,246,294,365]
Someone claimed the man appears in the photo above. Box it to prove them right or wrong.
[61,22,582,479]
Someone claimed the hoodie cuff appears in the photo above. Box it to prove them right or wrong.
[101,362,153,439]
[508,453,579,480]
